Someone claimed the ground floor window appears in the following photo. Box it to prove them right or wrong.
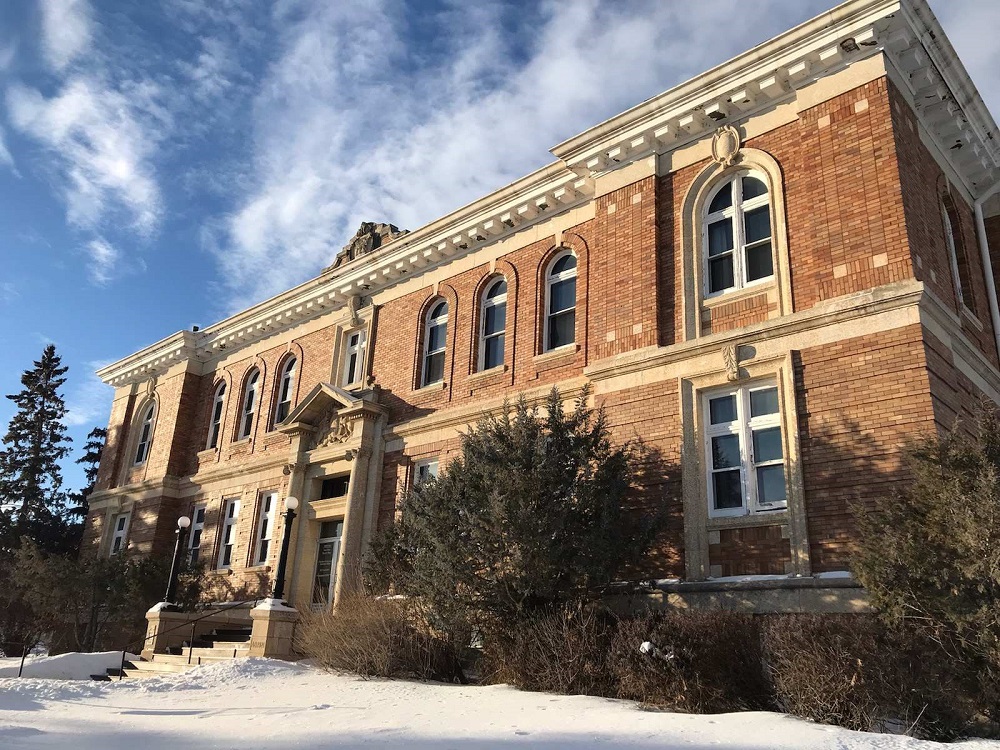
[414,458,439,486]
[254,492,277,565]
[188,504,206,565]
[217,497,240,568]
[312,519,344,607]
[109,512,130,556]
[704,381,786,517]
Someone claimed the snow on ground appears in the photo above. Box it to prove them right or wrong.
[0,658,998,749]
[0,652,138,680]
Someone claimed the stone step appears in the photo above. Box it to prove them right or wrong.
[151,652,245,666]
[124,659,193,674]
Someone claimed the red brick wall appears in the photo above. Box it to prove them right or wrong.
[709,526,791,577]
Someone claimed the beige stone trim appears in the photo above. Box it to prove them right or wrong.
[679,352,808,581]
[594,156,655,198]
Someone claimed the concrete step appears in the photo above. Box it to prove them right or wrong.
[152,652,245,666]
[124,659,193,674]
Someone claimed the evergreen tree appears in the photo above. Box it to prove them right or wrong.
[68,427,107,519]
[0,345,73,550]
[367,386,662,634]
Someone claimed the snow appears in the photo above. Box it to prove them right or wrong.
[253,597,298,612]
[1,658,997,749]
[0,651,138,680]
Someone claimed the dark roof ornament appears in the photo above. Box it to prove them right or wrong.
[326,222,409,272]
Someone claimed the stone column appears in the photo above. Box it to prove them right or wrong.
[248,600,299,660]
[280,428,311,608]
[332,443,373,605]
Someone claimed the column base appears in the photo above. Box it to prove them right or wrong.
[248,599,300,659]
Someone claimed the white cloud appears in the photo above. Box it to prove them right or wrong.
[0,125,16,173]
[0,281,17,303]
[39,0,93,72]
[85,237,121,285]
[65,359,113,428]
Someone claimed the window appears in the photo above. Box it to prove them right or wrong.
[238,369,260,440]
[342,330,367,387]
[254,491,276,565]
[414,458,439,486]
[312,519,344,607]
[207,383,226,449]
[187,504,206,565]
[942,199,976,311]
[545,251,577,351]
[704,172,773,295]
[320,475,350,499]
[704,382,786,518]
[133,403,155,465]
[274,358,297,425]
[109,512,130,556]
[217,497,240,568]
[479,278,507,371]
[422,300,448,387]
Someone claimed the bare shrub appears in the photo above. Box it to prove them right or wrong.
[610,610,772,713]
[295,595,463,682]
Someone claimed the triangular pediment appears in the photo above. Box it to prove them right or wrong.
[279,382,361,430]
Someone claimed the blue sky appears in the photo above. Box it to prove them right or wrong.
[0,0,997,493]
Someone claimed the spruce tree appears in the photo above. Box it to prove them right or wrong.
[68,427,107,519]
[0,345,73,549]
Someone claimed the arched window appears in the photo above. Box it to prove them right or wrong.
[479,278,507,371]
[274,357,297,425]
[544,251,577,351]
[422,300,448,387]
[207,382,226,449]
[133,402,155,465]
[238,368,260,440]
[704,171,773,295]
[942,199,975,311]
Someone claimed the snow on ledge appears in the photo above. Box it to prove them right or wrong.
[253,598,298,612]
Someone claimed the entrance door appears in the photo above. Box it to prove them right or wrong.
[312,520,344,608]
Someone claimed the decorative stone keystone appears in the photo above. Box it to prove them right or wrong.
[248,599,300,660]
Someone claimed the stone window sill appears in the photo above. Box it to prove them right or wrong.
[468,364,508,382]
[706,509,788,531]
[702,281,775,311]
[961,306,984,331]
[411,381,447,396]
[533,344,579,365]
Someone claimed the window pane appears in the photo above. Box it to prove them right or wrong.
[487,280,507,298]
[430,301,448,319]
[744,206,771,243]
[709,255,734,293]
[195,508,205,523]
[484,334,504,370]
[752,427,783,463]
[745,241,773,282]
[750,387,779,417]
[551,254,577,275]
[548,310,575,349]
[424,351,445,384]
[711,434,741,469]
[757,465,787,505]
[484,302,505,336]
[427,322,447,352]
[709,394,737,424]
[742,175,768,199]
[709,184,732,213]
[713,470,743,510]
[708,219,734,256]
[550,277,576,314]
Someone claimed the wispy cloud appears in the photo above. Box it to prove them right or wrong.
[65,358,113,428]
[85,236,121,285]
[0,125,16,174]
[39,0,93,72]
[212,0,833,312]
[0,281,17,304]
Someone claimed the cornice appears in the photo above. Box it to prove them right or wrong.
[97,0,998,389]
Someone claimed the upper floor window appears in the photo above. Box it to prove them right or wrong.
[274,358,297,425]
[545,251,577,351]
[109,512,130,556]
[342,330,367,388]
[704,382,786,518]
[422,300,448,387]
[187,504,206,565]
[704,172,773,295]
[942,199,976,312]
[133,403,155,466]
[238,369,260,440]
[207,383,226,449]
[479,278,507,371]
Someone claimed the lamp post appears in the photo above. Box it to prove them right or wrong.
[163,515,191,607]
[271,496,299,603]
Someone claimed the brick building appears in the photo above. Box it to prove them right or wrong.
[84,0,1000,613]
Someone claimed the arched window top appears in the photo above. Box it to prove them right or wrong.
[133,400,156,466]
[485,278,507,299]
[280,357,296,377]
[429,300,448,320]
[703,168,774,296]
[549,251,577,277]
[274,356,297,425]
[238,367,261,440]
[247,368,260,386]
[422,297,449,387]
[214,381,226,397]
[479,277,508,372]
[208,381,226,450]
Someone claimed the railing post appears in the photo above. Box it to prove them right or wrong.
[188,622,196,665]
[119,649,126,681]
[18,645,28,678]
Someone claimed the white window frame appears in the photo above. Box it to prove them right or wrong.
[478,277,508,372]
[187,504,207,565]
[254,491,277,566]
[133,403,155,466]
[544,251,577,352]
[414,458,439,486]
[109,511,130,556]
[942,200,975,314]
[207,383,226,450]
[703,381,787,519]
[217,497,241,569]
[703,170,773,297]
[342,329,367,388]
[238,369,260,440]
[274,358,297,425]
[421,300,448,387]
